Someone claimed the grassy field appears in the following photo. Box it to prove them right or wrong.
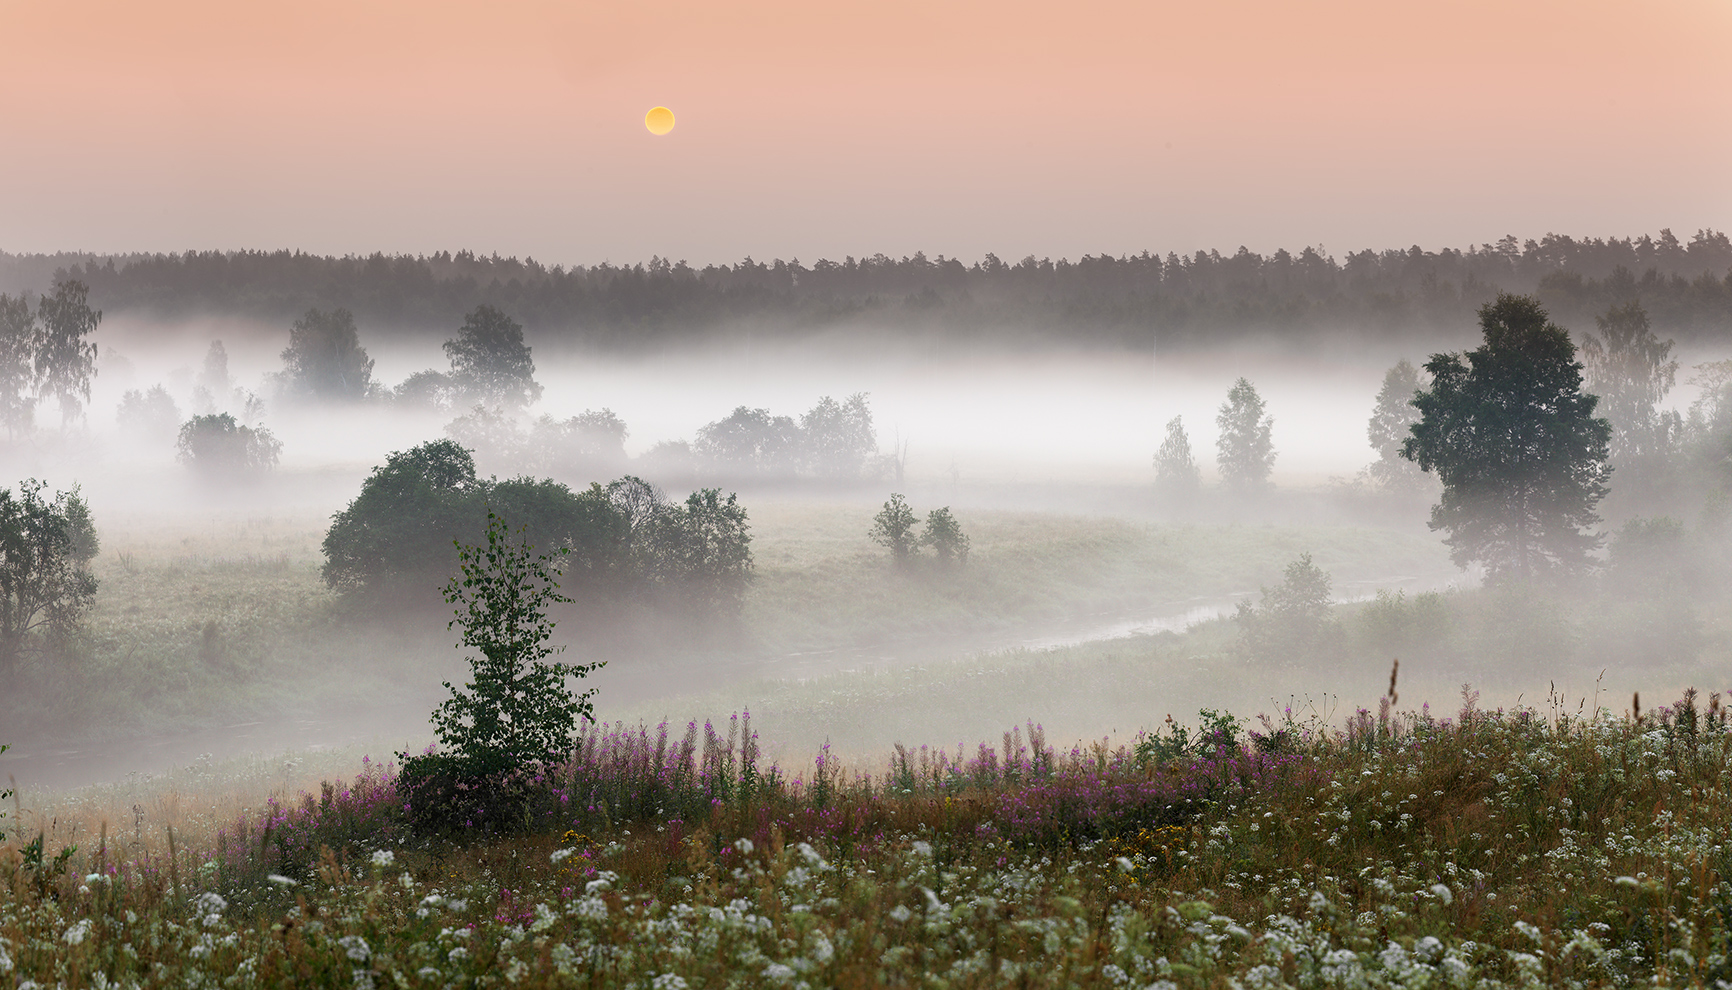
[3,692,1730,987]
[0,499,1459,747]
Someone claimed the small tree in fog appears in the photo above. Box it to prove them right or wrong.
[920,506,969,567]
[176,413,282,477]
[655,488,755,613]
[0,481,99,681]
[1581,301,1680,499]
[394,369,459,411]
[1234,552,1339,663]
[869,493,920,566]
[1215,378,1275,494]
[34,278,101,429]
[1403,294,1611,582]
[117,385,182,444]
[1366,360,1431,494]
[527,408,629,476]
[445,305,542,411]
[695,406,801,475]
[799,393,877,479]
[426,511,602,776]
[1153,415,1201,502]
[277,307,376,401]
[0,294,38,440]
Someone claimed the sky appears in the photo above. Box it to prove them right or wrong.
[2,0,1729,267]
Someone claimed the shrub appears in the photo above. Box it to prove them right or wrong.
[868,493,920,566]
[919,506,969,567]
[1234,553,1341,662]
[0,480,99,679]
[175,413,282,476]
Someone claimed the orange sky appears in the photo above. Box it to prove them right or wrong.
[2,0,1729,265]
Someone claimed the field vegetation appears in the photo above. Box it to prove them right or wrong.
[4,686,1731,987]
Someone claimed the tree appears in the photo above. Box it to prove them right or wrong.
[428,511,602,775]
[1580,300,1680,494]
[444,305,542,411]
[1153,415,1201,501]
[1366,360,1432,494]
[920,506,969,567]
[1215,378,1275,493]
[117,385,182,443]
[0,294,37,441]
[654,488,754,613]
[695,406,801,474]
[277,307,375,401]
[176,414,283,477]
[1234,553,1339,662]
[868,493,920,566]
[34,278,101,428]
[526,408,629,477]
[1402,293,1612,581]
[394,369,459,411]
[0,481,99,680]
[799,393,877,479]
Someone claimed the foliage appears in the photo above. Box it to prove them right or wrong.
[443,304,542,411]
[276,307,376,401]
[1581,300,1679,465]
[1404,293,1613,581]
[16,228,1732,350]
[0,293,36,440]
[117,385,182,443]
[175,413,283,477]
[919,506,969,567]
[322,441,752,614]
[10,695,1732,986]
[694,405,801,474]
[695,394,882,479]
[0,480,98,679]
[392,368,458,410]
[798,393,877,479]
[427,513,601,775]
[1215,377,1274,494]
[1233,552,1340,662]
[1366,359,1432,494]
[525,409,629,476]
[867,493,920,566]
[33,277,101,427]
[1153,414,1201,502]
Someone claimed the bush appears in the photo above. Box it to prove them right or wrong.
[1234,553,1341,662]
[920,506,969,567]
[868,493,920,566]
[175,413,282,476]
[0,480,99,680]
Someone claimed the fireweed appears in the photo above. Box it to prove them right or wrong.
[3,692,1730,987]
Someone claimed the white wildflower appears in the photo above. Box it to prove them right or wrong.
[551,847,576,865]
[763,962,796,981]
[339,935,371,961]
[1429,883,1454,906]
[63,919,95,946]
[370,850,395,868]
[734,837,755,855]
[267,874,298,887]
[910,840,933,857]
[889,905,913,923]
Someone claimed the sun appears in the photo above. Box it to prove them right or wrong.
[644,106,675,136]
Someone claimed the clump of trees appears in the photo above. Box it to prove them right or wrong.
[868,494,970,569]
[0,279,102,437]
[1402,293,1612,582]
[0,480,99,681]
[176,413,283,477]
[694,393,882,480]
[321,440,753,614]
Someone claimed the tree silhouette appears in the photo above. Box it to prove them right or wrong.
[1366,360,1431,494]
[34,279,100,429]
[278,308,375,401]
[1153,415,1201,502]
[1403,294,1612,581]
[1215,378,1275,494]
[444,305,541,411]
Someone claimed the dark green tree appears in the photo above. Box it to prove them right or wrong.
[0,481,99,680]
[1402,294,1612,581]
[1153,415,1201,502]
[429,511,602,775]
[277,308,375,401]
[34,278,101,428]
[654,488,754,612]
[868,493,920,566]
[0,294,37,441]
[444,305,541,411]
[1367,360,1431,494]
[1215,378,1275,494]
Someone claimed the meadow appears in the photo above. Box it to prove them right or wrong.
[4,689,1731,987]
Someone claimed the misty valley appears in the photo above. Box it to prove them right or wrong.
[1,241,1731,988]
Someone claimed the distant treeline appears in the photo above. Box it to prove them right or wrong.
[3,229,1730,348]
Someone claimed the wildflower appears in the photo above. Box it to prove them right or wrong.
[889,905,913,923]
[340,935,371,962]
[371,850,395,868]
[763,962,796,981]
[448,946,470,962]
[63,920,94,946]
[267,874,298,886]
[734,837,754,855]
[1429,883,1453,906]
[651,976,690,990]
[910,840,933,857]
[551,847,576,865]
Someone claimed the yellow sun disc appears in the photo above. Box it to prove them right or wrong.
[644,106,675,135]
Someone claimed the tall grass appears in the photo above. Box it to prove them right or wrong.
[5,690,1729,986]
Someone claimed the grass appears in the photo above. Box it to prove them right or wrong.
[4,690,1731,987]
[0,500,1457,746]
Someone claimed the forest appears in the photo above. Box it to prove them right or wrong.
[2,229,1730,349]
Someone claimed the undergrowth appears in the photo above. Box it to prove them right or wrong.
[4,689,1731,987]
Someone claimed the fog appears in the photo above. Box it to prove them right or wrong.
[2,308,1729,795]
